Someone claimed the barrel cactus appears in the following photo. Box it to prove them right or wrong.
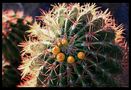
[2,9,32,65]
[17,3,128,87]
[2,9,33,87]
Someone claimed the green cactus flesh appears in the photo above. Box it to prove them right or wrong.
[18,3,127,87]
[2,55,21,87]
[2,64,21,87]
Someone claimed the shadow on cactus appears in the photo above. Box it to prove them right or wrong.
[17,3,129,87]
[2,9,33,87]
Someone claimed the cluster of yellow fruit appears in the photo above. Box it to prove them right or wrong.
[51,38,85,63]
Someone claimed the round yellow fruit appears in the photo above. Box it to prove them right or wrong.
[67,56,75,63]
[56,39,62,46]
[61,38,68,46]
[52,46,60,55]
[77,52,85,60]
[56,53,65,62]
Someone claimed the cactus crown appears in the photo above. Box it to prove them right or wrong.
[18,3,128,87]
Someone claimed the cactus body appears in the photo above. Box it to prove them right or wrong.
[2,10,32,65]
[18,3,128,87]
[2,9,33,87]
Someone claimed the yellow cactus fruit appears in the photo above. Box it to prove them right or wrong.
[67,56,75,64]
[77,52,85,60]
[56,53,65,62]
[61,38,68,46]
[52,46,60,55]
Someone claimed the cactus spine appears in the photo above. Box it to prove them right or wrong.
[18,3,128,87]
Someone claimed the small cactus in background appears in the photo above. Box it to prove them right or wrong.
[2,9,33,65]
[18,3,128,87]
[2,9,33,87]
